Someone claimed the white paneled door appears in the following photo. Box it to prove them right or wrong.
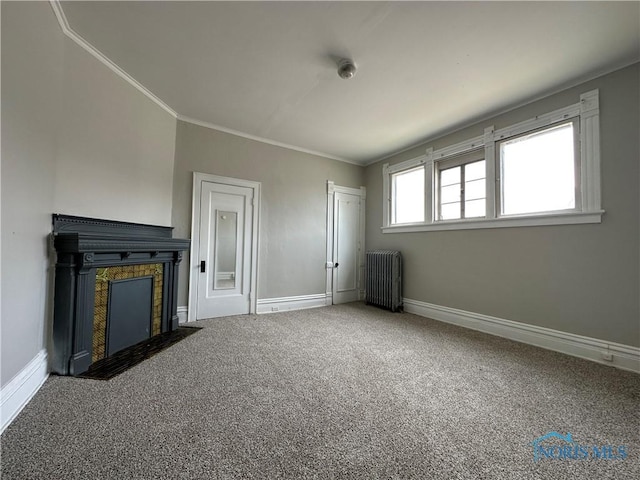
[327,182,365,305]
[195,179,257,319]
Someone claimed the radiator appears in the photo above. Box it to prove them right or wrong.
[365,250,403,312]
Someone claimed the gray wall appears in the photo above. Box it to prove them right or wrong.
[172,121,364,305]
[1,2,63,388]
[55,39,176,225]
[1,2,177,387]
[365,63,640,347]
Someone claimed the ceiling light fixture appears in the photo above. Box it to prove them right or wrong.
[337,59,357,79]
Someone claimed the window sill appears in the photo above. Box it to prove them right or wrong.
[382,210,604,233]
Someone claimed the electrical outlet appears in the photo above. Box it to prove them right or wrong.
[601,351,613,361]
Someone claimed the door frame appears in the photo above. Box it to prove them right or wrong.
[188,172,261,321]
[325,181,366,305]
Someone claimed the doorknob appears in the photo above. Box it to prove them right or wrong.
[200,260,206,273]
[334,262,339,268]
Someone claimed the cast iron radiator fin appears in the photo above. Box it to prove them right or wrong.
[365,250,403,312]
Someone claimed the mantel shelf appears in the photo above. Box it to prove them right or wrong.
[54,233,190,254]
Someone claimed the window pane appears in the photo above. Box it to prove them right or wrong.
[440,166,460,187]
[464,178,485,201]
[440,184,461,204]
[392,167,424,224]
[441,202,461,220]
[465,199,485,218]
[501,122,576,215]
[465,160,485,181]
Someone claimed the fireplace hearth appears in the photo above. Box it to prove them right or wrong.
[51,215,190,376]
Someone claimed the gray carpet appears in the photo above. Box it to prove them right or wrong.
[1,303,638,479]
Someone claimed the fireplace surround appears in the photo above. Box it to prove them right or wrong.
[51,215,190,376]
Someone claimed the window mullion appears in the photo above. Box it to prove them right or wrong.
[572,118,582,211]
[437,170,442,221]
[425,148,434,224]
[460,164,466,219]
[484,126,497,220]
[382,163,391,227]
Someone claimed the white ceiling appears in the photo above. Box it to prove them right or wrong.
[60,1,640,165]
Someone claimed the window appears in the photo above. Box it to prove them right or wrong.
[391,166,424,224]
[437,151,485,221]
[382,89,602,233]
[498,120,579,216]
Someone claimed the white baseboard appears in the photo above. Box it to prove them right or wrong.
[403,298,640,373]
[180,294,328,319]
[1,350,49,434]
[257,294,327,314]
[177,306,188,324]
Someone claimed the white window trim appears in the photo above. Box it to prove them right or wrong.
[382,90,603,233]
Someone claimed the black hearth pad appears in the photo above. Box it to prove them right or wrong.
[76,327,201,380]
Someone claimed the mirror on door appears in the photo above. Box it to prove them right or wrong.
[214,211,237,289]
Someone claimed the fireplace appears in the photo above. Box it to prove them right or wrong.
[51,215,190,376]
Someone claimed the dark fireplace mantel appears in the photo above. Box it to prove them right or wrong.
[51,214,190,376]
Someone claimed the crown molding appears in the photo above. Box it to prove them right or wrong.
[177,115,361,165]
[48,0,364,166]
[364,57,640,168]
[52,0,629,169]
[49,0,177,118]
